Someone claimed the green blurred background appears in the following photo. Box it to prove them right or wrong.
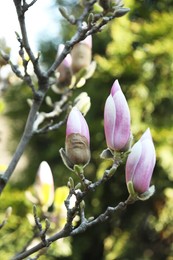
[0,0,173,259]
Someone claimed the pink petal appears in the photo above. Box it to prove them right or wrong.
[104,95,116,150]
[66,107,90,143]
[58,44,72,67]
[111,79,121,96]
[141,128,152,142]
[133,139,156,193]
[125,141,142,183]
[112,90,131,150]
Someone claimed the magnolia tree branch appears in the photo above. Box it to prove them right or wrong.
[12,162,135,260]
[12,197,133,260]
[12,196,128,260]
[0,0,129,194]
[0,2,156,260]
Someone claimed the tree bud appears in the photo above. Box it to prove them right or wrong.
[57,44,72,87]
[74,92,91,116]
[104,79,131,151]
[71,35,92,74]
[60,107,91,170]
[34,161,54,209]
[126,128,156,197]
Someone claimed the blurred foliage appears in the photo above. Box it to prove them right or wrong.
[1,0,173,259]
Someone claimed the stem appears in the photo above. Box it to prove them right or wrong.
[12,227,69,260]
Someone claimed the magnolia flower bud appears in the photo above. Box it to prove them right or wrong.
[63,107,90,169]
[71,35,92,74]
[125,128,156,198]
[57,44,72,87]
[74,92,91,116]
[34,161,54,209]
[104,79,131,151]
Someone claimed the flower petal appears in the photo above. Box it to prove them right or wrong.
[104,95,116,150]
[111,79,121,96]
[66,107,90,143]
[112,90,131,150]
[132,139,156,193]
[125,140,142,183]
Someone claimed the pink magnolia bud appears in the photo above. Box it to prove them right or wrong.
[104,79,131,151]
[65,107,90,167]
[34,161,54,209]
[71,35,92,74]
[57,44,72,86]
[125,128,156,194]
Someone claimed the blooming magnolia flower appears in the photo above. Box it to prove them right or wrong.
[65,107,90,167]
[71,35,92,73]
[125,128,156,196]
[34,161,54,209]
[104,79,131,151]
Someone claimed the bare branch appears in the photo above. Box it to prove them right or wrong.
[33,205,50,247]
[13,0,43,79]
[12,196,133,260]
[0,92,45,194]
[23,0,38,11]
[34,119,66,134]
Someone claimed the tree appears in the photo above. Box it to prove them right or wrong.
[0,0,172,259]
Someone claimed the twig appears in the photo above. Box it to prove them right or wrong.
[11,196,133,260]
[0,91,46,194]
[33,205,50,247]
[35,119,66,134]
[13,0,42,77]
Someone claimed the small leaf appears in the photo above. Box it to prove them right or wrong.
[114,7,130,18]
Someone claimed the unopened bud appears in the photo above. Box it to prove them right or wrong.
[61,107,91,170]
[80,200,85,209]
[57,44,72,87]
[74,92,91,116]
[88,216,95,222]
[126,129,156,197]
[104,80,131,152]
[5,206,12,219]
[34,161,54,209]
[114,7,130,17]
[71,35,92,74]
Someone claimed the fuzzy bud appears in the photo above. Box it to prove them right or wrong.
[34,161,54,209]
[126,128,156,198]
[104,79,131,151]
[71,35,92,74]
[61,107,91,170]
[57,44,72,87]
